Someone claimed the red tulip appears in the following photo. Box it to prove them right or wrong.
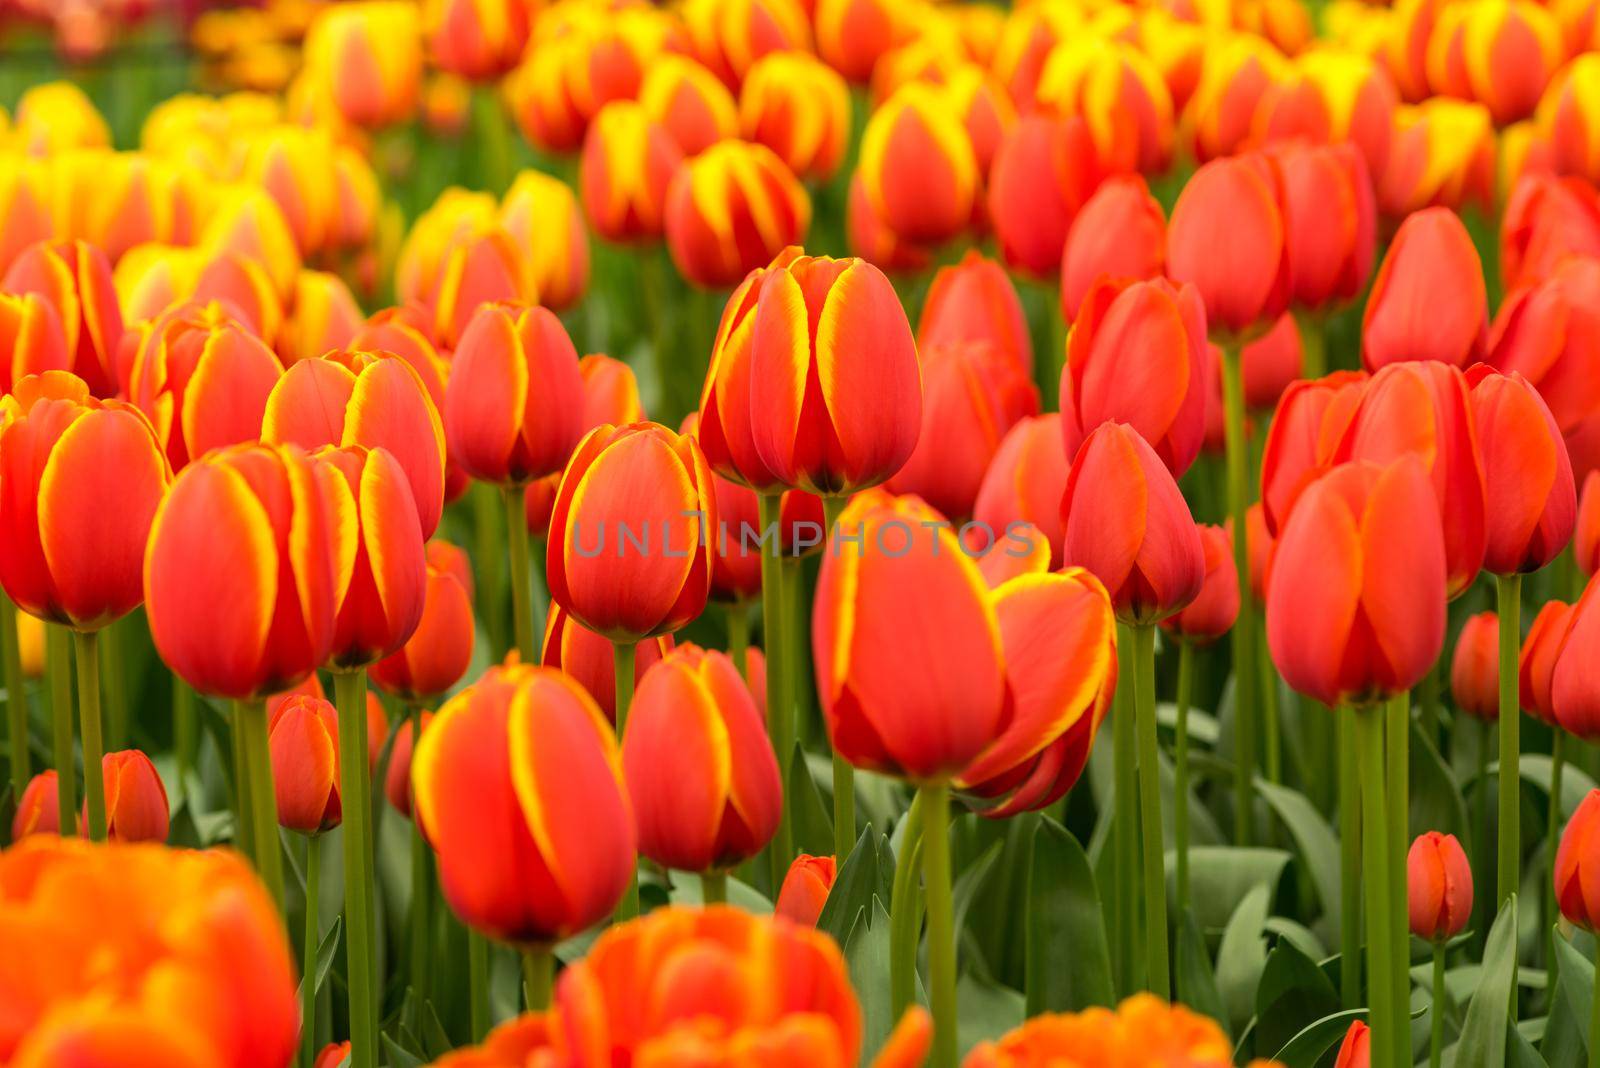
[428,0,530,81]
[1453,611,1500,720]
[847,173,932,275]
[371,540,475,702]
[384,710,433,819]
[1407,830,1473,941]
[0,292,69,394]
[1556,788,1600,929]
[1334,1020,1371,1068]
[858,82,979,244]
[664,141,812,289]
[1521,600,1572,726]
[698,459,825,602]
[639,55,739,157]
[1271,141,1376,313]
[1552,577,1600,739]
[2,239,123,398]
[1361,207,1487,371]
[1487,256,1600,436]
[1160,524,1239,644]
[268,693,342,834]
[988,114,1105,278]
[1059,174,1166,321]
[1260,370,1368,535]
[1245,502,1274,604]
[541,603,674,723]
[1465,366,1576,576]
[1579,471,1600,577]
[774,853,836,926]
[1501,173,1600,291]
[11,769,60,839]
[739,51,852,181]
[579,101,684,243]
[972,414,1070,570]
[1242,313,1303,410]
[1167,152,1290,339]
[919,251,1033,376]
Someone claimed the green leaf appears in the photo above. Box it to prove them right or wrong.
[1510,1022,1552,1068]
[843,898,895,1061]
[1254,780,1342,935]
[1410,722,1469,842]
[1254,936,1343,1057]
[1554,928,1595,1058]
[817,825,893,947]
[1271,1008,1369,1068]
[950,840,1001,948]
[1025,817,1113,1014]
[789,741,835,858]
[1216,882,1274,1037]
[1185,848,1289,933]
[296,916,344,1002]
[1176,907,1229,1038]
[956,968,1025,1058]
[380,1033,424,1068]
[667,874,772,911]
[1458,895,1520,1068]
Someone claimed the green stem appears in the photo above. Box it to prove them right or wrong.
[1133,625,1169,997]
[726,602,750,679]
[302,836,321,1068]
[1387,692,1412,1068]
[232,688,255,859]
[472,85,511,195]
[701,870,727,905]
[1339,710,1362,1010]
[1430,942,1446,1068]
[1357,703,1394,1068]
[522,946,554,1011]
[1550,731,1566,976]
[1113,622,1141,993]
[472,483,507,659]
[101,622,126,752]
[47,626,76,836]
[1174,640,1194,921]
[1498,573,1522,911]
[1219,343,1257,846]
[468,931,490,1041]
[920,782,957,1068]
[757,493,794,888]
[3,600,27,789]
[889,792,924,1021]
[237,698,285,905]
[74,630,106,841]
[502,483,537,664]
[333,671,377,1068]
[174,677,196,805]
[407,705,433,1009]
[1258,617,1281,784]
[1294,309,1327,379]
[613,641,640,922]
[1591,939,1600,1068]
[821,495,852,860]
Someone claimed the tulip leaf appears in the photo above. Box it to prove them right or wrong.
[296,915,343,1003]
[957,966,1026,1056]
[380,1033,425,1068]
[1516,755,1597,821]
[1025,816,1114,1015]
[842,897,895,1061]
[817,825,894,948]
[1185,847,1290,932]
[1511,1021,1552,1068]
[949,839,1002,949]
[788,742,835,858]
[1458,894,1519,1068]
[1216,882,1274,1037]
[1176,907,1228,1038]
[1553,928,1595,1058]
[1270,1008,1369,1068]
[1411,719,1470,842]
[1253,935,1342,1057]
[1252,780,1341,934]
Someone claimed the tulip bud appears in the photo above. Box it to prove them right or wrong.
[541,603,673,723]
[410,665,635,943]
[1036,36,1174,176]
[0,159,52,282]
[847,173,933,274]
[1453,611,1500,720]
[313,1043,352,1068]
[1521,599,1573,726]
[268,694,342,834]
[815,0,908,82]
[987,114,1105,279]
[430,228,541,350]
[1161,524,1240,644]
[1335,1020,1371,1068]
[1466,367,1577,576]
[1061,277,1209,478]
[1378,99,1497,219]
[1579,472,1600,577]
[683,0,812,87]
[1271,141,1376,313]
[1552,577,1600,739]
[384,710,434,819]
[1556,788,1600,930]
[499,170,591,314]
[1426,0,1562,126]
[1362,208,1487,371]
[1502,174,1600,292]
[1266,458,1446,706]
[3,239,124,398]
[775,853,837,926]
[11,770,60,839]
[739,52,852,182]
[1407,830,1473,941]
[371,541,475,702]
[303,1,422,128]
[1184,32,1292,162]
[640,55,740,157]
[992,2,1084,108]
[665,141,812,290]
[444,302,586,487]
[580,101,685,244]
[1168,152,1291,339]
[86,749,169,843]
[428,0,530,82]
[0,291,70,396]
[1060,175,1166,321]
[919,251,1033,376]
[973,414,1070,569]
[275,269,364,367]
[145,444,349,699]
[1488,257,1600,437]
[1539,53,1600,186]
[1260,370,1368,535]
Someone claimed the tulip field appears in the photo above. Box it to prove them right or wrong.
[11,0,1600,1066]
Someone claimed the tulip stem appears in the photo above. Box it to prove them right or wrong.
[101,622,127,752]
[821,495,853,862]
[468,931,490,1041]
[1387,692,1411,1068]
[1258,619,1281,784]
[1357,702,1395,1068]
[333,671,377,1068]
[1132,624,1169,997]
[3,600,26,789]
[472,85,511,196]
[232,692,255,859]
[237,698,285,906]
[1590,936,1600,1068]
[613,641,641,923]
[407,706,433,1015]
[757,493,794,888]
[1497,573,1522,912]
[1112,622,1141,993]
[1430,942,1446,1068]
[174,678,196,804]
[920,782,958,1068]
[1339,709,1362,1010]
[1294,310,1326,380]
[890,792,924,1021]
[473,484,507,659]
[726,603,749,679]
[1550,730,1567,975]
[502,484,537,665]
[302,835,321,1068]
[1219,343,1257,847]
[74,630,106,841]
[1174,640,1194,922]
[701,870,727,905]
[522,947,554,1011]
[47,626,76,836]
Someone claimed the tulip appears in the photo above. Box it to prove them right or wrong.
[383,710,434,818]
[1466,367,1577,576]
[1060,277,1209,479]
[815,0,907,81]
[740,52,852,181]
[428,0,530,82]
[1488,257,1600,436]
[1362,208,1487,371]
[1242,314,1304,409]
[429,228,540,350]
[1559,791,1600,932]
[0,159,52,282]
[1453,611,1500,720]
[303,1,422,128]
[541,603,673,723]
[90,749,169,844]
[973,414,1070,568]
[0,293,70,394]
[315,1044,353,1068]
[640,54,740,157]
[1334,1020,1371,1068]
[394,188,495,313]
[775,853,837,926]
[1377,99,1497,219]
[848,173,933,274]
[1260,371,1368,535]
[1160,524,1240,644]
[1580,472,1600,577]
[1168,152,1290,339]
[579,101,685,244]
[664,141,813,290]
[1426,0,1562,126]
[115,246,282,345]
[371,540,475,703]
[1060,175,1166,321]
[858,83,979,246]
[1502,173,1600,291]
[2,239,124,398]
[268,693,341,834]
[987,113,1104,278]
[241,127,344,260]
[276,269,364,367]
[1271,141,1375,314]
[699,461,827,603]
[1408,830,1474,940]
[683,0,813,87]
[964,993,1239,1067]
[1552,578,1600,738]
[11,769,60,839]
[1258,51,1398,178]
[498,170,591,314]
[1035,36,1174,176]
[1183,32,1292,162]
[919,251,1033,376]
[410,664,635,947]
[1540,53,1600,185]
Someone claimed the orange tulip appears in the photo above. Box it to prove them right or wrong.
[847,173,933,275]
[1182,32,1291,162]
[410,664,634,944]
[973,414,1070,569]
[1060,277,1209,478]
[579,101,685,244]
[697,448,827,600]
[431,228,540,350]
[1254,51,1398,179]
[1426,0,1562,126]
[1502,173,1600,292]
[89,749,170,843]
[1161,524,1239,644]
[1241,314,1304,411]
[0,837,298,1068]
[547,423,716,641]
[267,693,342,833]
[303,0,422,128]
[0,159,53,282]
[1168,152,1290,339]
[371,540,475,702]
[427,0,530,82]
[1579,471,1600,576]
[1244,502,1274,603]
[640,55,740,157]
[740,52,852,182]
[444,302,586,486]
[1488,257,1600,436]
[2,239,124,398]
[665,141,812,290]
[541,603,673,722]
[1540,53,1600,185]
[499,170,591,314]
[1378,99,1497,220]
[1453,610,1500,720]
[1362,208,1486,371]
[886,342,1037,522]
[383,710,433,819]
[1520,599,1573,729]
[858,83,979,245]
[1259,370,1368,535]
[0,372,170,630]
[115,247,282,346]
[275,269,364,367]
[1060,175,1166,321]
[198,188,302,306]
[775,853,837,926]
[144,443,348,699]
[1035,37,1174,176]
[1550,577,1600,738]
[1407,830,1473,941]
[1466,367,1576,576]
[11,769,60,839]
[964,993,1240,1068]
[241,128,345,260]
[1333,1020,1372,1068]
[683,0,813,88]
[314,1043,353,1068]
[919,251,1033,376]
[1266,457,1446,706]
[1271,141,1375,313]
[1556,788,1600,929]
[815,0,907,81]
[1060,422,1205,625]
[0,293,70,394]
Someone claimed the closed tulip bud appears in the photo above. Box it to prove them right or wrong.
[384,710,434,819]
[433,228,538,350]
[1242,314,1304,411]
[1407,830,1474,941]
[684,0,812,88]
[199,187,302,304]
[848,172,933,274]
[242,128,342,259]
[965,993,1235,1067]
[1184,32,1292,163]
[145,443,349,699]
[267,694,342,833]
[815,0,907,81]
[1580,472,1600,576]
[428,0,530,82]
[1488,257,1600,436]
[639,55,738,157]
[1363,207,1486,371]
[1267,458,1446,705]
[494,175,587,317]
[1556,789,1600,929]
[542,603,673,723]
[1378,99,1497,218]
[1036,37,1174,176]
[445,302,586,486]
[1060,422,1205,625]
[857,83,979,246]
[372,541,475,702]
[1426,0,1561,126]
[0,292,70,393]
[1260,51,1398,179]
[1168,152,1291,339]
[1260,370,1368,534]
[920,251,1033,377]
[1270,142,1375,313]
[314,1043,352,1068]
[303,1,422,128]
[1520,600,1572,725]
[0,160,52,282]
[411,664,635,944]
[547,423,716,641]
[1466,367,1577,576]
[738,52,851,182]
[775,853,837,925]
[12,770,60,839]
[116,247,282,347]
[580,101,685,244]
[1502,174,1600,292]
[1334,361,1486,598]
[89,749,170,843]
[974,414,1070,569]
[1061,277,1209,478]
[3,239,124,399]
[1161,524,1240,643]
[394,188,496,317]
[1244,502,1275,602]
[1540,54,1600,185]
[10,82,109,155]
[1552,578,1600,738]
[992,2,1084,109]
[665,141,812,290]
[946,65,1019,178]
[1335,1020,1372,1068]
[275,269,363,367]
[1060,175,1166,321]
[1453,611,1501,720]
[0,373,171,630]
